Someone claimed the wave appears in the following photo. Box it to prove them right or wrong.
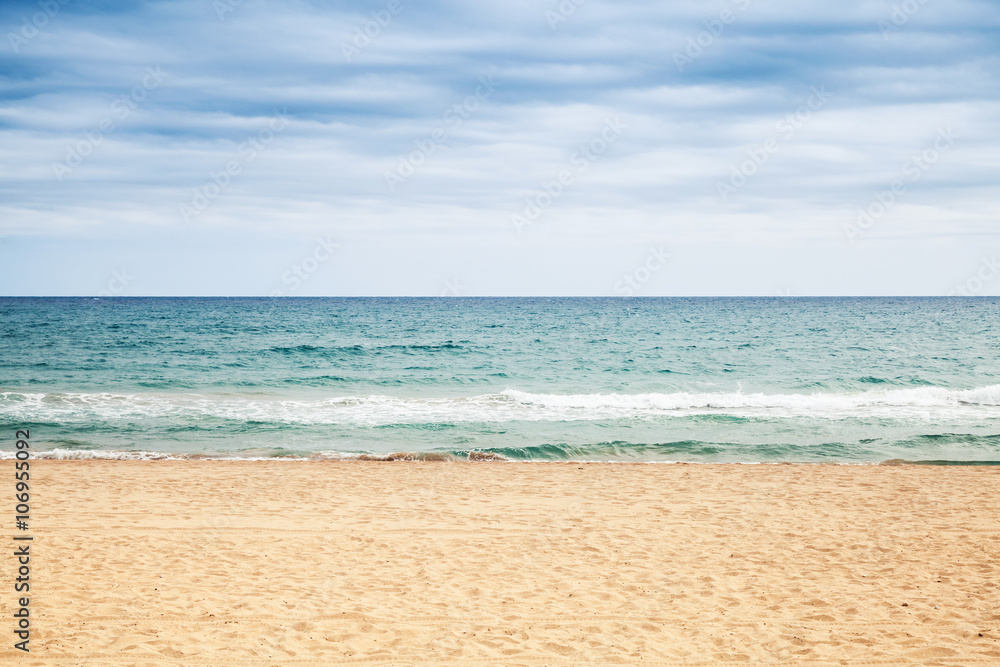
[0,448,497,461]
[503,385,1000,412]
[266,342,469,356]
[5,445,1000,464]
[2,385,999,426]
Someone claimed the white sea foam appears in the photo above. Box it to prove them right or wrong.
[503,385,1000,413]
[0,449,187,460]
[2,385,999,426]
[0,449,492,461]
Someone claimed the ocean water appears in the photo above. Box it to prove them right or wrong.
[1,296,999,463]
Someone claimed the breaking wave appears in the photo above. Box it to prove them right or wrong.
[2,385,1000,426]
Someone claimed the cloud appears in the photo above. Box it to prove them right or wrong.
[0,0,998,294]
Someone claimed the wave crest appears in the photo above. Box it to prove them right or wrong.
[1,384,999,426]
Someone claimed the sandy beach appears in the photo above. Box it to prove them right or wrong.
[4,460,999,665]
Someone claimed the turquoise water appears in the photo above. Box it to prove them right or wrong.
[1,297,999,462]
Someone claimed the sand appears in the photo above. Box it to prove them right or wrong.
[3,460,999,665]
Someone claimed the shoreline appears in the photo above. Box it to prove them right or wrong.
[5,460,998,664]
[5,449,1000,465]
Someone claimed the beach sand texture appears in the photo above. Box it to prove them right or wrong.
[4,460,999,665]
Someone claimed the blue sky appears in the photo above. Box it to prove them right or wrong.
[0,0,997,295]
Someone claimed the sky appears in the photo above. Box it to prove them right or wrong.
[0,0,997,296]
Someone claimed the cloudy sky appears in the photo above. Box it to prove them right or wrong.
[0,0,997,296]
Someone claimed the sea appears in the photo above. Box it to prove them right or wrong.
[1,297,999,463]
